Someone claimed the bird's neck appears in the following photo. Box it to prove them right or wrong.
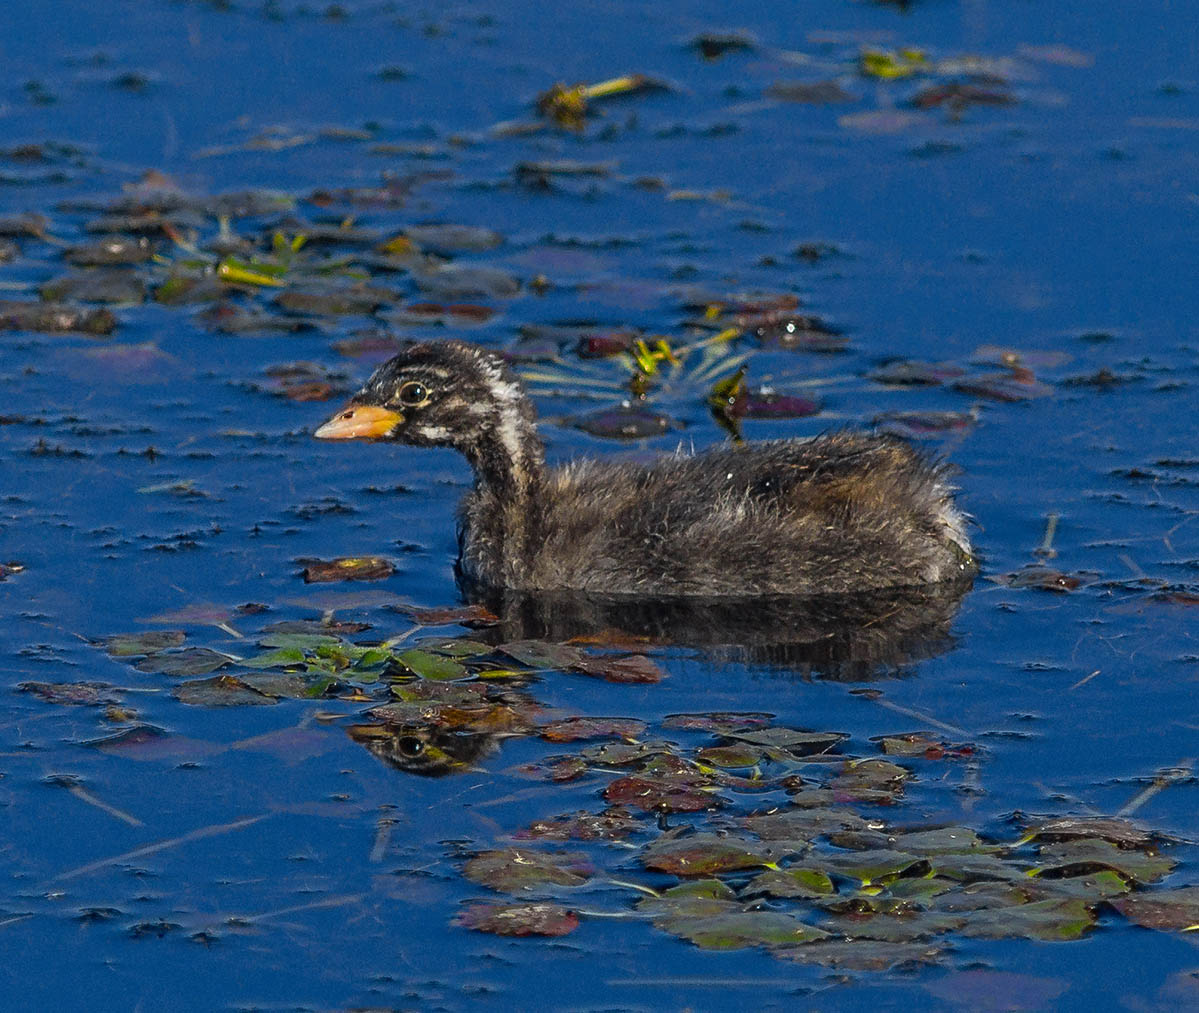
[458,403,546,589]
[463,404,546,504]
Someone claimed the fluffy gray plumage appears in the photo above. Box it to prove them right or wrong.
[331,340,976,597]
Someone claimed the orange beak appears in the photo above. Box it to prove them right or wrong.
[314,404,403,440]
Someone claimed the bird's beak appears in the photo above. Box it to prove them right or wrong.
[314,404,403,440]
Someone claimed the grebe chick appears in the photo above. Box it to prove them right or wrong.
[315,340,975,597]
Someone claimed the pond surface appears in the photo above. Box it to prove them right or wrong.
[2,1,1198,1009]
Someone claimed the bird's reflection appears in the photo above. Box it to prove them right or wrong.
[348,578,972,777]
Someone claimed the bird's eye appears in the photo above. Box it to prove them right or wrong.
[398,382,428,407]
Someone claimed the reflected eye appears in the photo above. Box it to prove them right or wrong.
[397,381,429,407]
[397,735,425,758]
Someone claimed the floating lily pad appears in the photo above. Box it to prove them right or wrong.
[41,270,146,304]
[725,727,848,757]
[663,909,831,951]
[958,897,1095,941]
[568,404,682,440]
[990,566,1083,593]
[463,848,593,894]
[1113,886,1199,931]
[135,647,232,676]
[300,556,395,583]
[662,712,775,733]
[404,224,503,254]
[517,808,642,842]
[604,774,717,813]
[641,832,782,876]
[103,630,186,657]
[0,299,117,335]
[395,649,469,682]
[540,717,647,743]
[571,654,665,684]
[455,902,578,937]
[1022,817,1155,848]
[18,681,120,706]
[953,368,1053,402]
[399,604,500,627]
[413,263,519,299]
[1034,838,1175,883]
[173,675,277,707]
[746,867,836,899]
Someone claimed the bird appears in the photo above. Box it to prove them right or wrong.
[314,339,975,598]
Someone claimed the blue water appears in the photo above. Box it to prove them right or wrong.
[2,1,1198,1009]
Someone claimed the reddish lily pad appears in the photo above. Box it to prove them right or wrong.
[539,717,647,743]
[953,368,1053,402]
[455,902,578,937]
[568,404,683,440]
[41,270,146,305]
[604,774,717,813]
[1113,886,1199,931]
[517,808,642,842]
[641,832,782,876]
[400,604,500,627]
[300,556,396,583]
[572,654,665,684]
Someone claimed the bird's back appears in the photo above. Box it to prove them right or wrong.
[462,432,973,596]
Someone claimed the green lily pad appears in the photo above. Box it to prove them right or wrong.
[660,910,830,951]
[958,897,1095,941]
[746,867,836,899]
[240,647,307,669]
[1033,838,1175,883]
[172,675,277,707]
[395,649,469,682]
